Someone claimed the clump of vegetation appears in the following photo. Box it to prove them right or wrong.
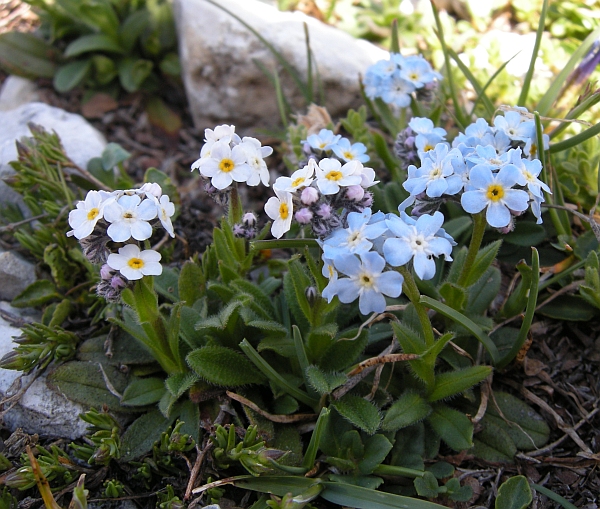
[0,0,599,508]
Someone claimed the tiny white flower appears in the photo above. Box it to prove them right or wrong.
[155,194,176,237]
[67,190,108,239]
[107,244,162,281]
[103,194,158,242]
[204,124,240,145]
[274,159,316,193]
[138,182,162,198]
[315,158,362,195]
[264,189,293,239]
[199,140,252,190]
[239,137,273,187]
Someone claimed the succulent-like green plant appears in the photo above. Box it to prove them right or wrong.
[0,0,180,95]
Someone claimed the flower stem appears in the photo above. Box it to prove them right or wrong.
[457,212,487,287]
[398,266,434,347]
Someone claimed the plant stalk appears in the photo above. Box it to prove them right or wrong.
[457,212,486,287]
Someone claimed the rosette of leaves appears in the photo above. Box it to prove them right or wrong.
[0,0,180,95]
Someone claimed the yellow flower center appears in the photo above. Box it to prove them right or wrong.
[343,151,354,160]
[279,202,289,220]
[423,144,434,152]
[128,257,144,270]
[409,73,419,81]
[291,177,305,188]
[123,212,134,219]
[486,184,505,202]
[360,274,374,288]
[219,158,235,173]
[86,208,99,221]
[326,170,343,181]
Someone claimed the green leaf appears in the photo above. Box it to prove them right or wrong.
[64,34,124,57]
[531,484,578,509]
[472,419,517,463]
[320,328,368,371]
[287,258,314,325]
[414,471,440,498]
[483,391,550,450]
[154,267,180,303]
[332,395,381,435]
[11,280,61,308]
[465,240,502,287]
[438,282,467,312]
[47,361,129,413]
[420,296,500,365]
[502,222,547,246]
[165,372,199,399]
[302,408,330,471]
[54,59,92,92]
[0,32,57,79]
[495,476,532,509]
[178,261,205,306]
[306,365,347,395]
[101,142,131,170]
[382,392,432,432]
[118,57,153,92]
[427,404,473,451]
[320,480,448,509]
[121,377,165,406]
[359,434,393,475]
[465,266,501,316]
[119,9,150,53]
[391,321,432,387]
[120,407,177,462]
[187,346,265,387]
[428,366,492,402]
[537,295,596,321]
[145,96,182,137]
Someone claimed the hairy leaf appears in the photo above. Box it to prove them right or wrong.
[382,392,432,432]
[427,404,473,451]
[428,366,492,402]
[187,346,265,387]
[333,395,381,435]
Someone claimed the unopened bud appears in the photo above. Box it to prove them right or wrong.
[301,186,319,205]
[305,286,318,306]
[243,212,257,227]
[295,208,313,224]
[345,185,365,202]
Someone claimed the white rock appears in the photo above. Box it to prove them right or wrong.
[0,76,40,112]
[174,0,388,130]
[0,102,106,214]
[0,249,37,301]
[0,304,88,439]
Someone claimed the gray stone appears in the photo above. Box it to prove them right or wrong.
[0,76,40,112]
[0,304,88,439]
[0,249,37,301]
[174,0,387,131]
[0,102,106,215]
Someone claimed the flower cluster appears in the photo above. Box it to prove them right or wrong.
[266,130,377,239]
[399,108,551,229]
[319,206,455,315]
[67,184,174,301]
[191,124,273,192]
[363,53,441,108]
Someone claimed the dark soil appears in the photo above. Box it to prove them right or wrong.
[1,2,599,508]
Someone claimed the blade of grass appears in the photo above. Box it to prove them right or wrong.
[549,89,600,140]
[430,0,467,128]
[205,0,310,103]
[535,112,570,236]
[419,295,500,364]
[517,0,548,107]
[321,480,448,509]
[549,120,600,153]
[301,407,329,470]
[537,26,600,116]
[497,248,539,369]
[303,22,314,104]
[531,484,578,509]
[240,339,319,408]
[390,18,400,54]
[470,52,519,118]
[447,47,495,118]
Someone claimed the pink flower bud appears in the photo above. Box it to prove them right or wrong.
[301,186,319,205]
[345,185,365,201]
[316,203,332,219]
[100,264,112,280]
[295,208,313,224]
[243,212,257,226]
